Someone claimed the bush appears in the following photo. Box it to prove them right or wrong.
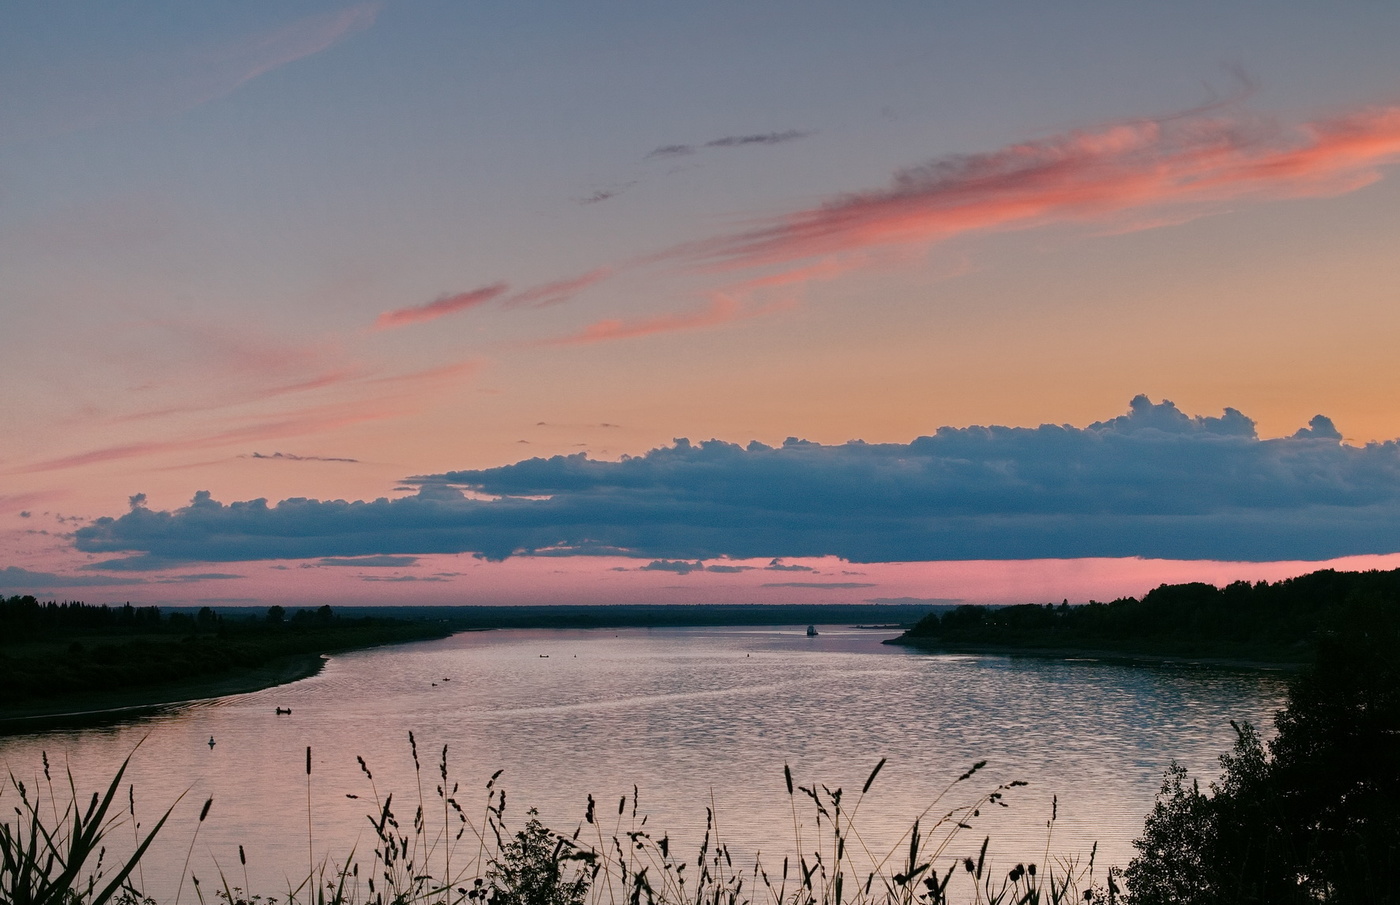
[485,812,590,905]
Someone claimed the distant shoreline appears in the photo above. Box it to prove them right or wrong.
[884,636,1305,671]
[0,653,328,733]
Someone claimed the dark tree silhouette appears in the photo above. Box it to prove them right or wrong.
[1125,628,1400,904]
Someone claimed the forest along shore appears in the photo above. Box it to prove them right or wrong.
[886,567,1400,666]
[0,601,934,731]
[0,600,452,731]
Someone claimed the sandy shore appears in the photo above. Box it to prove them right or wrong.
[0,653,327,734]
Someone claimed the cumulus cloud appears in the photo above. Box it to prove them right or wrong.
[1292,415,1343,441]
[71,397,1400,566]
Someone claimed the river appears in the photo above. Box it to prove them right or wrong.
[0,625,1290,900]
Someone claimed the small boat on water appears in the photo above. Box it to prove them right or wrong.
[806,625,818,637]
[275,707,292,715]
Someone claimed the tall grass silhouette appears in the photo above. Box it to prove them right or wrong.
[1,738,1106,905]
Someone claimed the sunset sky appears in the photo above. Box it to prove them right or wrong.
[6,2,1400,608]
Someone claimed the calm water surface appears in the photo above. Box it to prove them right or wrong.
[0,626,1290,897]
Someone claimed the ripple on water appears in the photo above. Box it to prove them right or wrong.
[0,626,1289,900]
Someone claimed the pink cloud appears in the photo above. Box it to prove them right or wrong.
[374,269,614,331]
[535,295,788,347]
[677,103,1400,271]
[0,490,66,512]
[14,359,484,475]
[503,268,614,308]
[12,406,390,475]
[365,359,485,387]
[113,366,368,425]
[375,283,510,330]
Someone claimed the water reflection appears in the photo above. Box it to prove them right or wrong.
[0,627,1289,899]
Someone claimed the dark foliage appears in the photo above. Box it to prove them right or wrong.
[485,812,591,905]
[1124,622,1400,904]
[899,567,1400,661]
[0,597,164,637]
[0,597,449,710]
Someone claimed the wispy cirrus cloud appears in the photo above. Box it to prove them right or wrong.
[706,130,810,149]
[502,269,614,309]
[381,99,1400,346]
[646,130,811,159]
[534,294,787,347]
[679,103,1400,271]
[374,269,615,329]
[1,491,66,513]
[1,4,380,145]
[14,360,482,475]
[375,283,509,330]
[14,406,389,475]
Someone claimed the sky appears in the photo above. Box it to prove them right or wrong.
[5,1,1400,608]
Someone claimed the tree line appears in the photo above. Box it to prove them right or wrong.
[897,567,1400,661]
[0,597,448,712]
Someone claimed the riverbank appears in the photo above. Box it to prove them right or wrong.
[0,613,456,733]
[884,635,1305,671]
[0,652,329,732]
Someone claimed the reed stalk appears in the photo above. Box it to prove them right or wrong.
[2,741,1106,905]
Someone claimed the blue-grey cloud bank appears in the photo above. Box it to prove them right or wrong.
[73,397,1400,567]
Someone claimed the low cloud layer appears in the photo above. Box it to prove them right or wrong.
[1,566,145,589]
[70,397,1400,567]
[249,451,360,463]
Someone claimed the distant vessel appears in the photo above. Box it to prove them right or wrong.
[806,625,818,637]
